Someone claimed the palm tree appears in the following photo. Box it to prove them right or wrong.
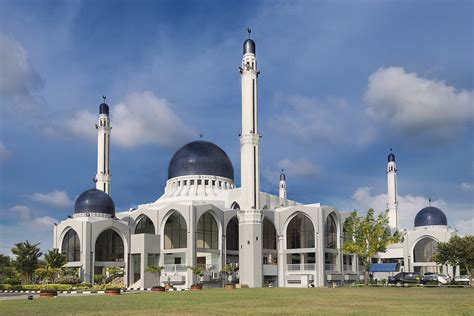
[11,241,42,283]
[145,265,164,288]
[44,249,67,269]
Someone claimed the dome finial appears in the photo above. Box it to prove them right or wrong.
[429,197,431,206]
[103,95,106,102]
[247,28,251,38]
[199,132,203,140]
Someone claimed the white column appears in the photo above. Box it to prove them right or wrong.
[238,37,263,288]
[387,150,398,230]
[95,100,112,195]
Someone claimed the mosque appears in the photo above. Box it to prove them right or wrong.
[52,35,457,289]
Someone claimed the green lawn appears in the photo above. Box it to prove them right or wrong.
[1,287,473,315]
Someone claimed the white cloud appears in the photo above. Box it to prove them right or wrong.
[44,91,195,149]
[28,190,73,208]
[460,182,474,192]
[269,94,377,147]
[454,218,474,236]
[10,205,31,221]
[365,67,474,141]
[0,33,43,110]
[264,158,320,184]
[0,143,11,163]
[351,186,448,229]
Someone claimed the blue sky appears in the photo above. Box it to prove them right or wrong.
[0,0,473,255]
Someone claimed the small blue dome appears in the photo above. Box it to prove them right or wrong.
[74,189,115,216]
[168,141,234,180]
[414,206,447,227]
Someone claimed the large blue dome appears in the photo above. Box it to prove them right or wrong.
[168,141,234,180]
[414,206,447,227]
[74,189,115,216]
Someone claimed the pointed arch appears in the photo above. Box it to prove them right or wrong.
[325,213,337,249]
[263,218,276,250]
[135,215,155,234]
[226,216,239,251]
[164,212,187,249]
[286,213,315,249]
[196,211,218,249]
[413,237,438,262]
[95,229,124,262]
[61,228,80,262]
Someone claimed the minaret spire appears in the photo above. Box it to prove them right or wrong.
[387,149,398,230]
[238,30,263,287]
[279,169,287,200]
[95,96,112,195]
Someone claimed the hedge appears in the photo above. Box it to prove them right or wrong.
[0,283,124,291]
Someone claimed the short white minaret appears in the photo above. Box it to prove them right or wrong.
[95,96,112,195]
[238,29,263,288]
[279,170,287,199]
[387,149,398,230]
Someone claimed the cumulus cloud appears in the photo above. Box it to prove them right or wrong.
[28,190,73,208]
[264,158,320,184]
[0,143,11,163]
[351,186,448,229]
[44,91,195,149]
[460,182,474,192]
[365,67,474,141]
[269,94,377,147]
[0,33,43,110]
[454,218,474,236]
[10,205,31,221]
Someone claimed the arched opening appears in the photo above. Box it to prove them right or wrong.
[196,212,218,249]
[226,216,239,251]
[61,229,80,262]
[135,215,155,234]
[263,218,276,250]
[325,214,337,249]
[286,214,315,249]
[231,202,240,210]
[95,229,124,262]
[164,212,187,249]
[413,237,438,262]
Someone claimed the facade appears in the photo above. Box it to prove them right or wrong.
[52,35,457,289]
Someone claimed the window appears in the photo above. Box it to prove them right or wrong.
[325,214,337,249]
[135,216,155,234]
[263,218,276,250]
[196,212,218,249]
[286,214,315,249]
[62,229,80,262]
[226,217,239,251]
[413,237,438,262]
[164,212,187,249]
[95,229,124,262]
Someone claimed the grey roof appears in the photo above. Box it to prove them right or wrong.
[168,140,234,180]
[414,206,447,227]
[74,189,115,216]
[243,39,256,55]
[99,103,109,115]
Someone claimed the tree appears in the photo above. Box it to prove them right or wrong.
[44,249,67,269]
[222,264,236,285]
[145,265,164,288]
[188,266,204,285]
[11,241,43,283]
[342,209,401,285]
[35,265,61,285]
[433,235,474,285]
[0,254,20,285]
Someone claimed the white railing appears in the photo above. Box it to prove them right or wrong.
[325,263,339,271]
[287,264,316,271]
[197,264,220,272]
[164,264,187,273]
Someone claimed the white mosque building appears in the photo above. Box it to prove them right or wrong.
[52,35,457,289]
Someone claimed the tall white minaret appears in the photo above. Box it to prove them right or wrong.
[238,29,263,288]
[95,96,112,195]
[387,149,398,230]
[279,170,287,199]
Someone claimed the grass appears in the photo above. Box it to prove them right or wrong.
[0,287,473,315]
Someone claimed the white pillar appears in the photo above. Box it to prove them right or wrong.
[387,150,399,231]
[238,34,263,288]
[95,97,112,195]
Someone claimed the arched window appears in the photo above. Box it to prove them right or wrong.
[286,214,315,249]
[95,229,124,262]
[231,202,240,210]
[325,214,337,249]
[414,237,438,262]
[164,212,187,249]
[263,218,276,250]
[62,229,80,262]
[226,216,239,251]
[196,212,218,249]
[135,215,155,234]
